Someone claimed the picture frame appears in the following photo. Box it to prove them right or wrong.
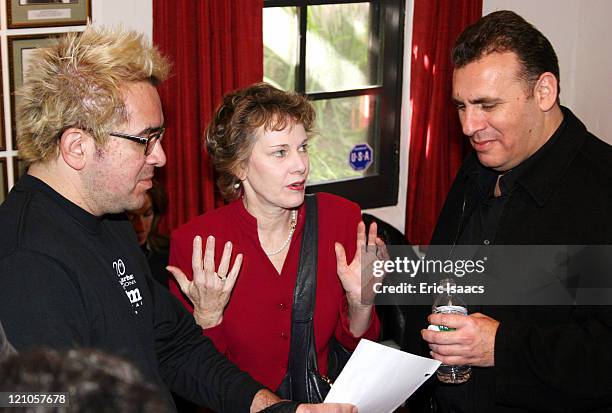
[8,34,62,149]
[0,158,7,205]
[7,0,91,29]
[0,45,5,152]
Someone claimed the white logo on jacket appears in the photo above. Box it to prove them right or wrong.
[112,258,143,312]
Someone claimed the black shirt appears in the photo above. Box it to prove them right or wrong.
[457,116,568,246]
[0,175,264,412]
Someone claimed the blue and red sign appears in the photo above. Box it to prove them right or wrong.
[348,143,373,171]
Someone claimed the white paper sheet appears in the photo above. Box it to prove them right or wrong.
[324,339,441,413]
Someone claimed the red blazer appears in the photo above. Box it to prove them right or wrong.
[169,193,380,390]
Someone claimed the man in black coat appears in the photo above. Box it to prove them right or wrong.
[413,10,612,413]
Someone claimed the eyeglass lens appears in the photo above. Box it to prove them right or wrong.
[145,130,164,155]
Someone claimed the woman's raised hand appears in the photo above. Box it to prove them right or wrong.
[335,221,389,307]
[167,235,242,329]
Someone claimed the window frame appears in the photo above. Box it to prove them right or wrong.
[263,0,405,209]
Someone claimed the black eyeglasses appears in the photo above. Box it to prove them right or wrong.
[109,127,166,156]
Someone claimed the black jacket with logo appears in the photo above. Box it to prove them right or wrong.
[0,175,264,412]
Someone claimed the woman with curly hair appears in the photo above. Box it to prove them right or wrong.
[168,82,383,402]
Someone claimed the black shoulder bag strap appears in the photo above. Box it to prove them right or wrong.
[277,194,330,403]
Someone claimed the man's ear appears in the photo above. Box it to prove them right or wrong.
[534,72,558,112]
[59,128,90,171]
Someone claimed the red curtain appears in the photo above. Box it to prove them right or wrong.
[405,0,482,246]
[153,0,263,233]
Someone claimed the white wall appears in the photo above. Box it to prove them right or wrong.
[571,0,612,142]
[92,0,152,40]
[483,0,612,144]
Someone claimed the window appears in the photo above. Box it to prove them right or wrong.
[263,0,405,208]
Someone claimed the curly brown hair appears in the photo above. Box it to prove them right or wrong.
[205,82,315,201]
[17,26,171,163]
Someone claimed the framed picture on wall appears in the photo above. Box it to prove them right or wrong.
[7,0,91,29]
[8,34,63,149]
[0,46,5,152]
[0,158,7,205]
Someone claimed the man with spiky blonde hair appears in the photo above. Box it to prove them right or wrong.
[0,27,354,413]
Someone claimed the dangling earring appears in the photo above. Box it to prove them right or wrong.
[233,182,240,189]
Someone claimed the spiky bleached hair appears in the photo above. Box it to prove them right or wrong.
[17,26,171,163]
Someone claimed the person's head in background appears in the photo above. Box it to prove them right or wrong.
[451,10,563,172]
[0,348,172,412]
[17,26,170,216]
[127,179,168,249]
[206,82,314,214]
